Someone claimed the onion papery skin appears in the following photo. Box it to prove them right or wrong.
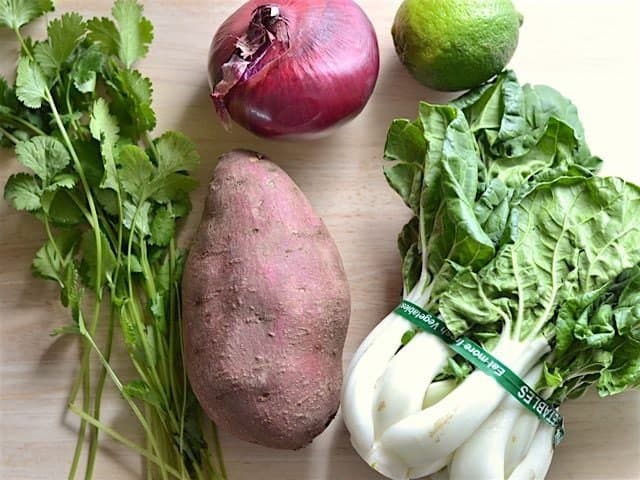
[209,0,380,139]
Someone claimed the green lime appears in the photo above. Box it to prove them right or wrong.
[392,0,523,91]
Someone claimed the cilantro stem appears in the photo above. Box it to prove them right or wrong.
[67,191,94,225]
[144,132,159,161]
[42,217,63,264]
[0,125,19,144]
[78,315,170,480]
[67,359,83,406]
[168,241,185,466]
[68,404,183,480]
[139,242,172,401]
[176,285,197,476]
[124,209,175,428]
[139,242,172,395]
[39,217,91,480]
[139,237,156,297]
[64,76,81,136]
[13,27,30,59]
[74,297,104,478]
[125,202,142,298]
[0,113,47,137]
[145,404,154,480]
[211,423,228,480]
[85,302,117,480]
[68,318,92,480]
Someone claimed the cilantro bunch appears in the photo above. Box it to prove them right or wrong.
[1,1,226,479]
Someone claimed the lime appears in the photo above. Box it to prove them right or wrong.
[392,0,523,91]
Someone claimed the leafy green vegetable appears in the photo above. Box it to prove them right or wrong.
[15,57,48,108]
[34,12,87,77]
[438,176,640,393]
[383,70,640,403]
[1,2,226,479]
[4,172,41,210]
[16,136,70,181]
[544,265,640,400]
[0,0,53,29]
[111,0,153,68]
[384,71,601,299]
[345,71,640,477]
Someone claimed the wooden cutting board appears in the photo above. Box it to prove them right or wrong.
[1,0,639,478]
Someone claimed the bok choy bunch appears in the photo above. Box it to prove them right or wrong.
[342,71,640,480]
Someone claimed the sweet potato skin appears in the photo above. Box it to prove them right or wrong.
[182,150,351,450]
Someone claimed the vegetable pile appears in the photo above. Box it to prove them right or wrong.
[342,70,640,480]
[1,1,225,479]
[2,0,638,479]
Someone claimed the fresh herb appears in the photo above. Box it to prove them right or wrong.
[1,1,226,479]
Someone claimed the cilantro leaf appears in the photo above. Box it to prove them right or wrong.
[155,131,200,174]
[112,0,153,68]
[145,131,200,203]
[61,261,82,312]
[89,98,120,190]
[1,75,48,139]
[108,68,155,137]
[4,172,41,211]
[39,188,54,213]
[80,229,117,290]
[154,248,186,294]
[149,291,167,332]
[0,75,15,111]
[15,135,70,183]
[34,13,86,78]
[15,57,48,109]
[94,188,119,216]
[51,324,81,337]
[49,172,77,190]
[47,189,85,226]
[47,12,86,63]
[170,197,191,218]
[0,0,53,30]
[116,142,198,206]
[33,43,58,79]
[86,17,119,56]
[32,229,78,282]
[123,199,151,236]
[89,98,119,146]
[150,174,198,204]
[119,310,142,354]
[150,206,175,247]
[155,255,172,293]
[117,144,153,199]
[74,139,103,188]
[70,44,105,93]
[123,379,162,409]
[125,254,143,273]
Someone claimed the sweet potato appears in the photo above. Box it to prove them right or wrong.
[182,150,351,449]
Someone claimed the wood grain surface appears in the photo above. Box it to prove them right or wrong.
[1,1,639,479]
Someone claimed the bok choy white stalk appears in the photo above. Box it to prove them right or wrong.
[449,263,640,480]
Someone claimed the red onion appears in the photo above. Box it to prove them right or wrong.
[209,0,380,139]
